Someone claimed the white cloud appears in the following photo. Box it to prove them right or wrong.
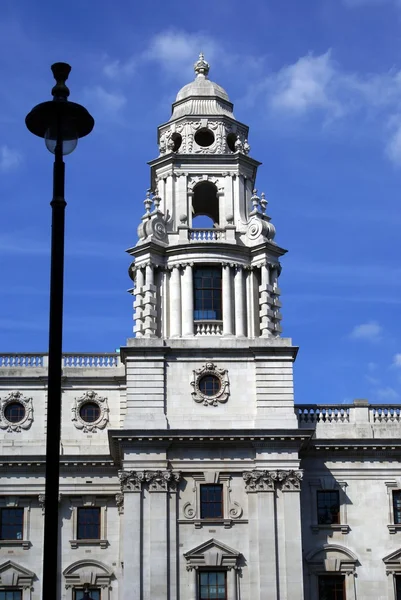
[144,30,219,77]
[392,354,401,367]
[103,57,136,80]
[0,145,22,172]
[349,321,383,341]
[268,51,343,117]
[84,85,127,118]
[376,386,399,400]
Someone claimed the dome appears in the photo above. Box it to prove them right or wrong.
[170,54,234,120]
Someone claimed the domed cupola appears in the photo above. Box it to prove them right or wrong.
[158,53,249,155]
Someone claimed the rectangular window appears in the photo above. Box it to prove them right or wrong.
[318,575,345,600]
[0,508,23,540]
[396,576,401,600]
[77,507,100,540]
[0,591,22,600]
[200,485,223,519]
[74,589,100,600]
[199,571,226,600]
[393,491,401,524]
[317,491,340,525]
[194,267,222,321]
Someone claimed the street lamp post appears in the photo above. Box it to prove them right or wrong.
[25,63,94,600]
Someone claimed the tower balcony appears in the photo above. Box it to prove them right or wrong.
[189,228,226,242]
[194,320,223,336]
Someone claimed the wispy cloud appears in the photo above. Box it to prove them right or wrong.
[392,353,401,367]
[268,51,343,118]
[0,145,22,172]
[102,56,136,80]
[376,386,399,400]
[349,321,383,341]
[84,85,127,119]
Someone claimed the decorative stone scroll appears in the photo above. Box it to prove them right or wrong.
[115,493,124,514]
[119,469,181,493]
[71,391,109,433]
[243,469,302,492]
[0,391,33,433]
[191,362,230,406]
[243,470,276,492]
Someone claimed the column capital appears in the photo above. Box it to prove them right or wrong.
[243,469,303,492]
[119,469,182,493]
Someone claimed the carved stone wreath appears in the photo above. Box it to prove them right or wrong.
[71,391,109,433]
[0,391,33,432]
[191,362,230,406]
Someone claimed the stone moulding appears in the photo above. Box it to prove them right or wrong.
[0,391,33,433]
[71,391,109,433]
[191,362,230,406]
[119,469,182,492]
[243,469,302,492]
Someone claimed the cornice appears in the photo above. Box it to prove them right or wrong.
[301,439,401,458]
[108,428,313,464]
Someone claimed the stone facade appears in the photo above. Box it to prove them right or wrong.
[1,55,401,600]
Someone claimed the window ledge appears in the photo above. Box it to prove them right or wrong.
[311,524,350,534]
[0,539,31,549]
[69,539,108,549]
[388,524,401,534]
[177,519,248,529]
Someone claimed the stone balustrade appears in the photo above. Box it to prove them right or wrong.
[189,228,225,242]
[0,353,121,369]
[297,405,351,424]
[194,320,223,336]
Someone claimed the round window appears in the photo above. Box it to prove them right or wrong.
[194,128,215,147]
[171,132,182,152]
[199,375,221,397]
[226,132,237,152]
[79,402,101,423]
[4,402,26,423]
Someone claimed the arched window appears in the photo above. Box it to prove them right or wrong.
[192,182,219,226]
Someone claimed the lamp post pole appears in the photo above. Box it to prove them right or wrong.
[25,64,94,600]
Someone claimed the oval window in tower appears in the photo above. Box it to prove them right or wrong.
[79,402,101,423]
[194,128,215,147]
[226,133,237,152]
[4,401,26,423]
[171,132,182,152]
[199,374,221,397]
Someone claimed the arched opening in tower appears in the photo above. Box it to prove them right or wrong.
[192,181,219,227]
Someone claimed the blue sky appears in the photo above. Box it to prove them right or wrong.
[1,0,401,405]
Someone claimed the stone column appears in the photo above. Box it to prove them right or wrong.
[276,470,304,600]
[119,471,144,600]
[222,264,233,336]
[146,470,181,600]
[243,470,278,600]
[143,263,157,337]
[133,267,145,337]
[181,264,194,336]
[188,567,197,600]
[259,262,272,337]
[234,266,245,336]
[270,266,282,337]
[169,265,182,337]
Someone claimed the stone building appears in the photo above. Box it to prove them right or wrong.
[1,54,401,600]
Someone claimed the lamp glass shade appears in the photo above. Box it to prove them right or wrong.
[44,123,78,155]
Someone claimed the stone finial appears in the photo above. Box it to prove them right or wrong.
[243,139,250,155]
[260,192,267,214]
[234,135,243,153]
[251,189,260,211]
[194,52,210,78]
[143,190,153,215]
[153,188,161,211]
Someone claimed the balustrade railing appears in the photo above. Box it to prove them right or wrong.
[297,405,351,424]
[62,354,120,367]
[0,354,45,367]
[370,405,401,422]
[0,353,120,368]
[194,321,223,336]
[189,228,225,242]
